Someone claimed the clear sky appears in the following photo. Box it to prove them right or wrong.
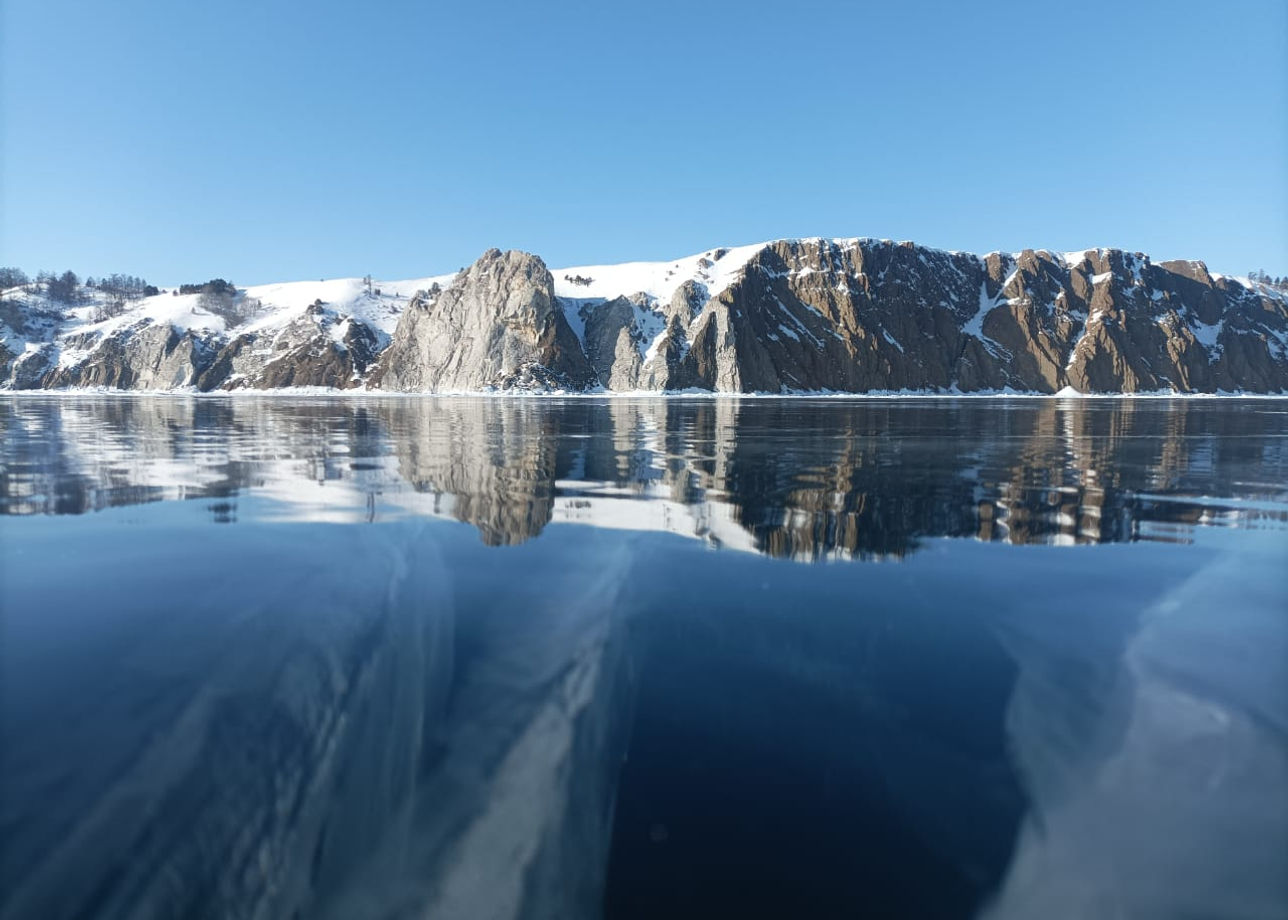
[3,0,1285,285]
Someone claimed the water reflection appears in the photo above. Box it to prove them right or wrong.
[1,397,1285,920]
[3,396,1286,557]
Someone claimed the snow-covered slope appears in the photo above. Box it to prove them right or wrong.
[239,274,455,337]
[0,272,457,390]
[552,242,768,306]
[3,239,1287,393]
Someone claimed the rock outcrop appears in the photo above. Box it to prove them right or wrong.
[41,323,214,390]
[198,313,381,391]
[371,249,595,392]
[662,240,1288,394]
[3,239,1286,393]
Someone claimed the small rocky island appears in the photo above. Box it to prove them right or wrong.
[3,239,1286,394]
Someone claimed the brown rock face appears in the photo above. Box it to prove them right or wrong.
[659,240,1288,394]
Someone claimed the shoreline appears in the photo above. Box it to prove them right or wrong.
[2,388,1286,400]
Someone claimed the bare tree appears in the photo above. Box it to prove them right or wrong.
[199,287,262,327]
[0,267,29,290]
[46,270,81,304]
[92,295,129,323]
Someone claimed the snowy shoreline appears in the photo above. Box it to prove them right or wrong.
[2,387,1285,400]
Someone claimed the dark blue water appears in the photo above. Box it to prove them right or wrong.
[1,396,1285,920]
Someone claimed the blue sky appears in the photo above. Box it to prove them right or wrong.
[3,0,1285,284]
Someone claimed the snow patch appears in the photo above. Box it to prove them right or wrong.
[881,328,904,353]
[963,283,1005,356]
[551,242,767,306]
[1190,317,1224,355]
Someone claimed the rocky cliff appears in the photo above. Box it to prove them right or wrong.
[3,239,1285,393]
[661,241,1288,394]
[371,248,594,392]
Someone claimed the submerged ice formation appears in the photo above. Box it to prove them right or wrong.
[0,519,635,920]
[983,539,1288,919]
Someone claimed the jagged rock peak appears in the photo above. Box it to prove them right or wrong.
[372,249,594,392]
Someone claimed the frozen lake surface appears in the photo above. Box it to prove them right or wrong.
[2,396,1285,920]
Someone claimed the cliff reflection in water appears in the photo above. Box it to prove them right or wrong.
[2,395,1286,920]
[3,396,1286,555]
